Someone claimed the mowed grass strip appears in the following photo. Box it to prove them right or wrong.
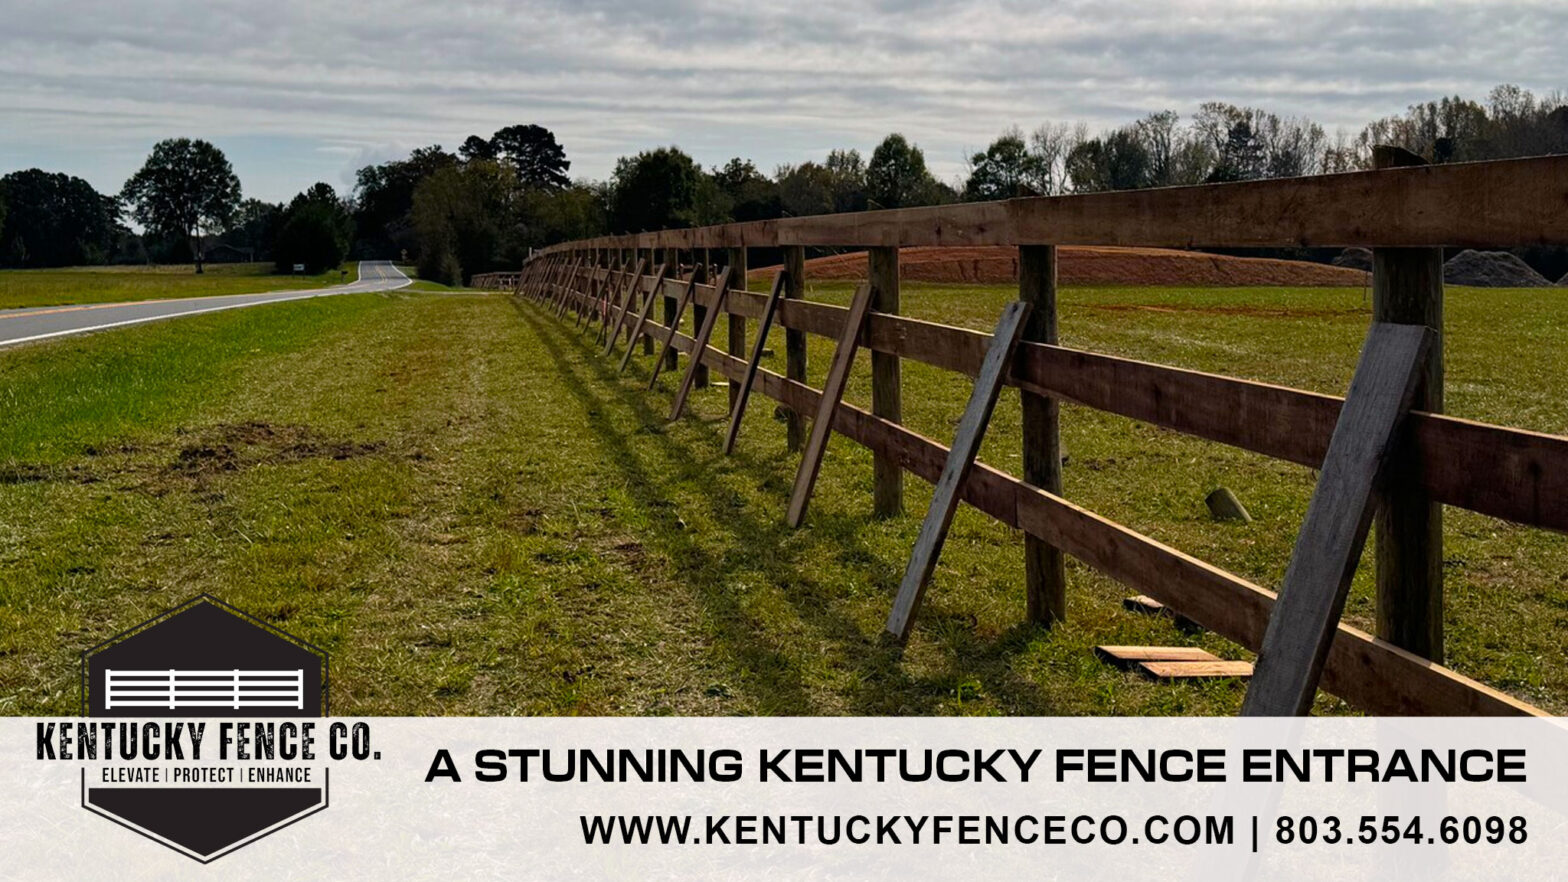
[0,281,1564,716]
[0,262,357,311]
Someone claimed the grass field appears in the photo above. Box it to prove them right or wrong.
[0,262,358,310]
[0,280,1563,717]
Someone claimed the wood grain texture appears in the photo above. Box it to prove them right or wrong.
[783,246,808,452]
[727,247,748,412]
[528,155,1568,253]
[1139,661,1254,681]
[603,258,650,355]
[1095,646,1219,666]
[885,301,1031,640]
[669,266,733,420]
[723,270,788,455]
[1242,323,1432,717]
[786,283,876,528]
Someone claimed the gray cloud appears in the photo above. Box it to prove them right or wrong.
[1,0,1564,202]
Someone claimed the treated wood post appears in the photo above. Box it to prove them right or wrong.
[1371,145,1445,662]
[692,250,710,388]
[663,248,680,370]
[727,247,748,412]
[1019,245,1067,626]
[783,246,807,452]
[869,246,902,517]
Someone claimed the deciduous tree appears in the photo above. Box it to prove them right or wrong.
[120,138,241,273]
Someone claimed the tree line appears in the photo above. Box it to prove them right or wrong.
[3,84,1565,280]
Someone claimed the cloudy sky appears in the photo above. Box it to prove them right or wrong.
[2,0,1563,203]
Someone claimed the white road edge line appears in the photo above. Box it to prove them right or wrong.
[0,269,412,349]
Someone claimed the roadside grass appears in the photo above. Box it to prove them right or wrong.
[0,262,358,310]
[0,281,1563,716]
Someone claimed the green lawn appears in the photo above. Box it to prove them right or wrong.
[0,262,358,310]
[0,281,1563,717]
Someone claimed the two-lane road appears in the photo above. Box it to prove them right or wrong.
[0,260,412,349]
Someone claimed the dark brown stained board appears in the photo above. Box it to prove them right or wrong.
[723,270,789,455]
[1139,661,1255,681]
[618,263,671,373]
[783,245,808,452]
[647,272,701,389]
[1094,645,1219,668]
[634,316,1541,716]
[603,258,651,356]
[1241,323,1432,717]
[885,301,1031,640]
[1020,244,1067,626]
[528,155,1568,252]
[786,282,877,528]
[869,246,903,517]
[669,266,734,420]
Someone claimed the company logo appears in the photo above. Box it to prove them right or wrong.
[53,595,334,862]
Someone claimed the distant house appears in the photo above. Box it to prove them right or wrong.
[205,243,256,264]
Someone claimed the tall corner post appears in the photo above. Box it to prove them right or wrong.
[1371,145,1445,662]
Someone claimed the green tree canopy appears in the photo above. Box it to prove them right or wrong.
[866,134,938,209]
[491,124,571,191]
[609,147,705,233]
[0,169,119,268]
[273,183,354,273]
[120,138,241,273]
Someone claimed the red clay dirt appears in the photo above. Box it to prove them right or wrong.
[750,245,1369,288]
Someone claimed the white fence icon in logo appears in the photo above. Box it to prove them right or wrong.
[103,669,305,710]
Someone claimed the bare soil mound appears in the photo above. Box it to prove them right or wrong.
[1443,250,1552,287]
[751,246,1369,288]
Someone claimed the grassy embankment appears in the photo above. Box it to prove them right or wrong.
[0,262,358,310]
[0,279,1563,716]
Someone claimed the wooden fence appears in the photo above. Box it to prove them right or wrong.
[511,150,1568,717]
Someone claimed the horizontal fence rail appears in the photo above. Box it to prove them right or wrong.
[513,152,1568,717]
[104,668,306,710]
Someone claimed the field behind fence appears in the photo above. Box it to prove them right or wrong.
[507,149,1568,717]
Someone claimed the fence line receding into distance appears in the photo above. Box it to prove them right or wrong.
[504,149,1568,718]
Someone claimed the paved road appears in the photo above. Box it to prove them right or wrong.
[0,260,412,349]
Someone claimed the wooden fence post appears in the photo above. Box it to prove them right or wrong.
[663,248,680,371]
[1019,245,1068,626]
[1372,145,1446,662]
[869,246,903,517]
[728,247,748,412]
[783,246,807,452]
[692,250,710,388]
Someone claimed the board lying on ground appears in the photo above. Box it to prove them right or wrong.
[513,153,1568,718]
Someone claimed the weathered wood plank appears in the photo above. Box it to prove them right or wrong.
[669,266,734,420]
[722,270,788,455]
[1242,323,1432,716]
[885,301,1031,640]
[786,282,876,529]
[602,257,649,355]
[727,247,748,412]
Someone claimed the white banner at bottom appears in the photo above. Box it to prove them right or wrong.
[5,717,1568,880]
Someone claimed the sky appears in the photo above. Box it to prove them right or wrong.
[1,0,1564,204]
